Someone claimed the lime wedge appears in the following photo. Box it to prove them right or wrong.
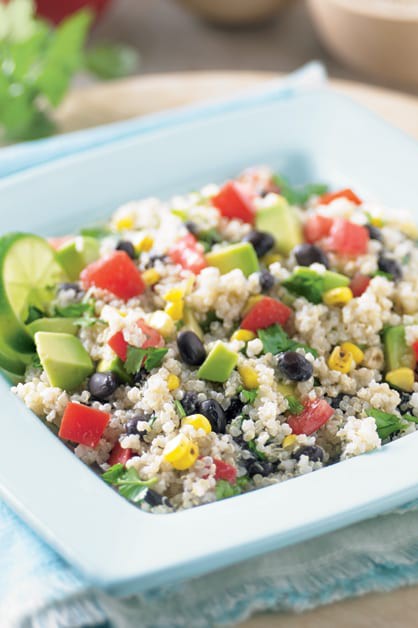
[0,233,68,354]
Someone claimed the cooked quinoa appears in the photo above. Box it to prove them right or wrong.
[9,165,418,512]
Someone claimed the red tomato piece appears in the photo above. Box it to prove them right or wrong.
[241,297,291,332]
[287,399,334,436]
[412,341,418,362]
[318,188,362,206]
[59,402,110,448]
[304,214,334,243]
[35,0,110,24]
[212,181,256,224]
[349,273,371,297]
[108,319,163,361]
[108,441,132,467]
[108,331,128,361]
[81,251,145,300]
[169,233,207,275]
[326,218,370,256]
[214,459,237,484]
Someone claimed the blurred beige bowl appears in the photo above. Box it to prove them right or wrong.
[176,0,288,26]
[307,0,418,86]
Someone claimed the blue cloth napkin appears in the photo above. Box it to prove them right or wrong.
[3,63,418,628]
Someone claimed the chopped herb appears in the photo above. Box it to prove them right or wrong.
[102,464,158,503]
[240,388,258,404]
[371,270,392,280]
[368,407,417,440]
[73,316,104,329]
[148,414,157,428]
[247,440,267,461]
[273,174,327,206]
[201,311,220,333]
[258,324,317,357]
[174,400,186,418]
[79,225,112,239]
[25,305,45,324]
[54,301,95,318]
[402,253,411,265]
[215,476,249,500]
[198,228,222,251]
[125,346,168,374]
[286,395,304,415]
[403,413,418,424]
[282,269,324,304]
[84,42,140,80]
[30,353,42,369]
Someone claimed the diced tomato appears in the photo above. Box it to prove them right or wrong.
[214,458,237,484]
[287,399,334,436]
[304,214,334,243]
[241,296,291,332]
[412,341,418,362]
[108,319,163,361]
[81,251,145,300]
[108,441,132,466]
[349,273,371,297]
[211,181,256,224]
[169,233,207,275]
[326,218,370,256]
[318,188,362,206]
[59,402,110,448]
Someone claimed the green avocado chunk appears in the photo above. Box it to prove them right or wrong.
[383,325,415,371]
[197,341,238,383]
[56,236,100,281]
[34,331,94,390]
[322,270,350,292]
[255,196,302,255]
[97,356,130,383]
[27,317,78,337]
[205,242,259,277]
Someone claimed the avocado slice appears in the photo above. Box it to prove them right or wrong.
[97,356,130,384]
[56,236,100,281]
[197,341,238,383]
[205,243,259,278]
[383,325,415,371]
[34,331,94,390]
[322,270,350,292]
[255,196,302,255]
[182,306,204,341]
[27,317,78,337]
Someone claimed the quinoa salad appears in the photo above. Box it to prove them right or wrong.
[3,166,418,513]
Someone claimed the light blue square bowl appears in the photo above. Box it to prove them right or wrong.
[1,87,418,596]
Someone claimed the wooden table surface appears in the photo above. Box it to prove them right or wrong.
[54,70,418,627]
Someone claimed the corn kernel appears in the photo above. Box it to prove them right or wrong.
[341,342,364,365]
[386,367,415,392]
[142,268,161,286]
[370,217,383,228]
[148,310,175,338]
[182,414,212,434]
[282,434,297,449]
[231,329,256,343]
[117,310,127,318]
[242,295,263,316]
[323,287,353,307]
[238,364,259,389]
[328,346,353,374]
[135,234,154,253]
[163,287,184,302]
[114,215,134,231]
[163,434,199,470]
[167,374,180,391]
[399,222,418,239]
[262,253,283,266]
[165,300,184,321]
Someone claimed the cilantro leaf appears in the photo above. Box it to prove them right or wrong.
[368,408,410,440]
[125,346,168,374]
[79,225,112,239]
[25,305,45,324]
[403,413,418,424]
[273,174,327,206]
[282,269,324,304]
[215,479,241,500]
[54,302,95,318]
[286,395,304,415]
[258,324,317,357]
[174,400,186,418]
[145,347,168,371]
[201,311,220,334]
[240,388,258,404]
[103,464,158,503]
[247,440,267,461]
[84,43,140,80]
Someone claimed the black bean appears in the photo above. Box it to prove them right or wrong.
[244,230,275,258]
[277,351,313,382]
[116,240,136,259]
[245,459,274,478]
[293,243,330,268]
[184,221,200,237]
[365,225,383,241]
[57,282,83,294]
[181,392,199,415]
[328,393,346,409]
[143,488,172,508]
[198,399,227,433]
[225,396,244,421]
[125,412,153,436]
[88,371,119,400]
[258,269,275,293]
[378,255,402,281]
[133,370,147,387]
[292,445,324,462]
[144,254,168,269]
[177,331,206,366]
[398,392,412,413]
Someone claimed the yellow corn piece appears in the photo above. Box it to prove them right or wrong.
[328,346,353,374]
[163,287,184,302]
[242,295,263,316]
[386,367,415,392]
[167,374,180,391]
[370,217,383,228]
[163,434,199,470]
[323,287,353,307]
[341,342,364,365]
[114,215,134,231]
[238,364,259,390]
[282,434,297,449]
[262,253,282,266]
[148,310,175,338]
[231,329,256,343]
[117,310,127,318]
[142,268,161,286]
[399,222,418,239]
[182,414,212,434]
[135,235,154,253]
[165,300,184,321]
